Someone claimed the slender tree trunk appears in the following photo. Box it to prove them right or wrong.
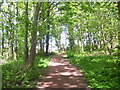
[8,4,14,58]
[0,2,3,12]
[104,36,109,54]
[117,1,120,66]
[2,23,4,56]
[100,40,102,50]
[94,40,98,50]
[68,27,75,51]
[93,33,98,50]
[14,2,19,59]
[39,39,43,51]
[69,37,74,51]
[88,32,92,53]
[38,32,44,52]
[81,31,84,52]
[101,25,107,54]
[10,30,14,57]
[24,2,29,63]
[81,39,84,52]
[30,2,40,67]
[0,2,2,46]
[6,29,10,59]
[45,33,49,56]
[107,34,113,55]
[118,1,120,55]
[102,33,107,54]
[45,2,50,56]
[42,36,45,52]
[51,36,52,52]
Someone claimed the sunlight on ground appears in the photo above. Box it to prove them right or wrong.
[36,53,87,88]
[36,62,86,88]
[60,72,72,76]
[49,62,66,66]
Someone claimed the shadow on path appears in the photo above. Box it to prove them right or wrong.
[36,53,88,89]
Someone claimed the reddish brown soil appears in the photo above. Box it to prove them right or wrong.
[36,53,88,89]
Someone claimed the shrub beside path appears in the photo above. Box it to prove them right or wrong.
[36,53,88,89]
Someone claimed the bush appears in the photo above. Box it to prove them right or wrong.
[66,52,120,88]
[2,56,50,88]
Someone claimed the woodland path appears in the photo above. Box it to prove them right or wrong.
[36,53,88,89]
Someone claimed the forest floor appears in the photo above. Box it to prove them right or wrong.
[36,53,88,89]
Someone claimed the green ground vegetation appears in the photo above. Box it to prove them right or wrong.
[65,51,120,88]
[1,52,57,88]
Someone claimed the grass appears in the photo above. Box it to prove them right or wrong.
[1,52,56,88]
[66,51,120,88]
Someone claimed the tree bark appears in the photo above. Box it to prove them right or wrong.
[118,1,120,54]
[68,27,75,51]
[14,2,19,59]
[118,1,120,17]
[0,2,3,12]
[24,2,29,63]
[88,32,92,53]
[2,23,4,56]
[30,2,40,67]
[117,1,120,66]
[81,31,84,52]
[45,2,50,56]
[45,33,49,56]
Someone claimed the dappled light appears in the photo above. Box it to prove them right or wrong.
[67,52,120,88]
[1,1,119,89]
[36,53,87,88]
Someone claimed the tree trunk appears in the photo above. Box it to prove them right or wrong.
[117,1,120,66]
[68,27,75,51]
[45,33,49,56]
[118,1,120,16]
[30,2,40,67]
[100,40,102,50]
[103,34,107,54]
[0,2,3,12]
[81,31,84,52]
[101,25,107,54]
[81,40,84,52]
[108,34,113,55]
[88,32,92,53]
[2,23,4,56]
[93,33,98,50]
[45,2,50,56]
[42,36,45,52]
[6,29,10,59]
[39,38,43,51]
[69,36,74,51]
[24,2,29,63]
[10,29,14,58]
[101,32,107,54]
[14,2,19,59]
[118,1,120,55]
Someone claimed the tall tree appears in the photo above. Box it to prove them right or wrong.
[30,2,40,67]
[118,1,120,17]
[45,2,50,56]
[1,23,4,56]
[24,2,29,62]
[117,1,120,66]
[118,1,120,54]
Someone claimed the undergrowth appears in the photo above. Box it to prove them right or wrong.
[1,53,53,88]
[66,51,120,88]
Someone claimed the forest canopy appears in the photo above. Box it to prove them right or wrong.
[0,1,120,88]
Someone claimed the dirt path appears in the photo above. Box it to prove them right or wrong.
[36,53,88,89]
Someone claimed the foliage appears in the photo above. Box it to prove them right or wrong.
[0,2,119,88]
[66,51,120,88]
[2,55,50,88]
